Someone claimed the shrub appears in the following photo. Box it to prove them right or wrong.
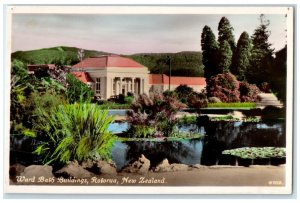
[174,85,194,103]
[207,73,240,102]
[239,81,260,102]
[32,102,115,164]
[66,74,94,103]
[260,82,271,93]
[124,96,134,104]
[187,93,208,109]
[127,93,186,137]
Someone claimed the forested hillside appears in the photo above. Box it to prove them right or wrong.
[11,47,204,77]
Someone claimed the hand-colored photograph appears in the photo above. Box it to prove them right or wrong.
[5,6,294,194]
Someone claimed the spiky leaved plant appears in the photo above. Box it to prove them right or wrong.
[33,102,115,164]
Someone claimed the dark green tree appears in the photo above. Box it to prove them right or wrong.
[217,40,233,73]
[201,25,219,79]
[218,16,236,52]
[231,31,252,81]
[269,46,287,104]
[246,14,274,85]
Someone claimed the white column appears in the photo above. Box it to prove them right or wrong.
[132,77,135,94]
[139,78,142,94]
[120,77,123,95]
[111,77,114,96]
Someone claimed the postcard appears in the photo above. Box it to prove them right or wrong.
[4,5,294,194]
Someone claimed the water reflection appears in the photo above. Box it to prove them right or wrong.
[111,121,286,169]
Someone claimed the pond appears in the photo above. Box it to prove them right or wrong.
[10,120,286,170]
[109,121,286,170]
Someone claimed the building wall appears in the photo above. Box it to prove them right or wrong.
[72,66,149,100]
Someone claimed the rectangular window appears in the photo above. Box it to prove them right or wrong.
[96,78,101,94]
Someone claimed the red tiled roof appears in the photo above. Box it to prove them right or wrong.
[71,72,94,83]
[72,55,144,69]
[149,74,206,86]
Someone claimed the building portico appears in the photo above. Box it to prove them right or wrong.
[72,55,149,100]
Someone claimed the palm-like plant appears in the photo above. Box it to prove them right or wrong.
[34,102,115,164]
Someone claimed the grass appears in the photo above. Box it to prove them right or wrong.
[207,102,256,108]
[98,102,130,109]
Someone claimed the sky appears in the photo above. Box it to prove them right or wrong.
[11,14,287,54]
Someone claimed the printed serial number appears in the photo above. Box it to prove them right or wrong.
[268,180,283,185]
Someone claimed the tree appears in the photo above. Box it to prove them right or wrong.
[246,14,274,85]
[231,31,252,81]
[217,40,232,73]
[201,25,219,79]
[270,46,287,104]
[218,16,236,52]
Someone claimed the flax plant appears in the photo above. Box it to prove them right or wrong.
[34,102,115,164]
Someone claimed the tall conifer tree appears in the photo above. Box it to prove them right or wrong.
[231,31,252,81]
[201,25,219,79]
[247,14,274,85]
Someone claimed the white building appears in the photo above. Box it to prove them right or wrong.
[71,55,206,100]
[71,55,150,100]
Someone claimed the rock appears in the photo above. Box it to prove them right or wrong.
[97,161,117,175]
[21,165,54,178]
[81,159,94,169]
[155,159,171,172]
[155,159,190,172]
[208,97,221,103]
[55,161,92,178]
[10,163,26,177]
[81,159,117,175]
[169,163,190,171]
[122,154,150,174]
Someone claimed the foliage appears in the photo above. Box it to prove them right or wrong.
[174,85,194,103]
[217,40,233,73]
[231,31,252,81]
[177,115,197,126]
[261,106,285,121]
[187,92,208,109]
[207,73,240,102]
[247,14,274,85]
[127,94,186,138]
[242,116,261,122]
[98,102,130,109]
[210,115,239,122]
[201,25,219,79]
[32,103,115,164]
[126,125,156,138]
[66,74,94,103]
[218,16,236,52]
[207,102,256,108]
[10,60,31,131]
[11,46,107,65]
[269,46,287,103]
[259,82,271,93]
[239,81,260,102]
[222,147,286,159]
[129,51,204,77]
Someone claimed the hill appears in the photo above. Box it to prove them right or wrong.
[11,47,204,77]
[11,46,108,66]
[127,51,204,77]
